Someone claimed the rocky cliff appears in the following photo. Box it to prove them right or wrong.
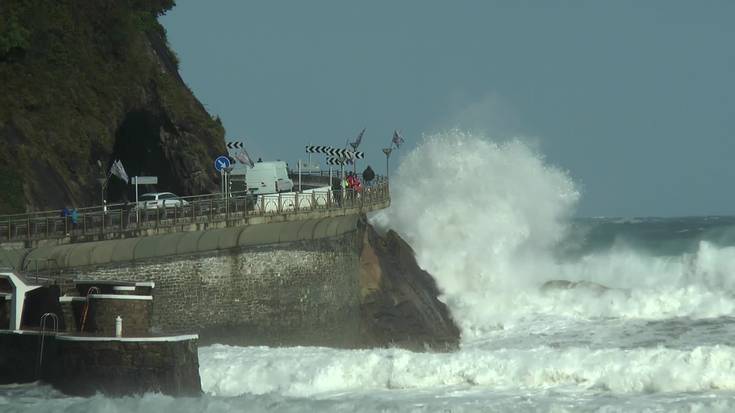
[0,0,225,213]
[360,224,460,350]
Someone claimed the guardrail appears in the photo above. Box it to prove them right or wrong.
[0,179,389,243]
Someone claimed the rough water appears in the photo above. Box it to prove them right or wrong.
[4,131,735,412]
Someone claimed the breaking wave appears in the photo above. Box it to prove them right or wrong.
[199,344,735,397]
[371,130,735,336]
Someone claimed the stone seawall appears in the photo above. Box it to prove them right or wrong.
[77,233,362,346]
[12,215,365,347]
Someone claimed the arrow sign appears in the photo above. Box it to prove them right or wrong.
[226,141,244,149]
[214,155,231,172]
[326,157,353,165]
[305,145,364,159]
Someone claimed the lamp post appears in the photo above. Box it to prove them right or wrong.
[382,147,393,182]
[96,160,107,212]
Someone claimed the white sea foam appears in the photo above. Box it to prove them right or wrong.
[199,344,735,398]
[371,130,735,335]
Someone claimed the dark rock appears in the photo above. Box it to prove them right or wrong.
[359,223,460,350]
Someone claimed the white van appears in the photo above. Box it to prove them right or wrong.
[245,161,294,195]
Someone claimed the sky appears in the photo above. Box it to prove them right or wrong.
[161,1,734,217]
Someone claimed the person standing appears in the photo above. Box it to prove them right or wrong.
[70,208,79,226]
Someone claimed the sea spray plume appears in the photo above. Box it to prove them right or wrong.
[373,130,735,334]
[372,130,580,333]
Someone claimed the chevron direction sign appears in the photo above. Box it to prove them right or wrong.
[326,157,353,166]
[226,141,244,150]
[305,145,364,159]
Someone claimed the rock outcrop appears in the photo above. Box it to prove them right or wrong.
[0,0,225,213]
[360,224,460,350]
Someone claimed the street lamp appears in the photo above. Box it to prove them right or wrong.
[382,147,393,181]
[97,160,108,212]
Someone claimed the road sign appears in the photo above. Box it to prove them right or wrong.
[305,145,364,159]
[132,176,158,185]
[214,155,231,172]
[326,157,353,165]
[226,141,244,149]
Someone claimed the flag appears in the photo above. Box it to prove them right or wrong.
[109,159,129,183]
[349,128,365,150]
[392,130,404,148]
[235,149,255,167]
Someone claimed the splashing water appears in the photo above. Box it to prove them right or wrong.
[373,130,735,336]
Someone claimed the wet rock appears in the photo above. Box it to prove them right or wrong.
[359,223,460,350]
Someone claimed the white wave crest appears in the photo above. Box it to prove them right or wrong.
[371,131,735,334]
[199,344,735,398]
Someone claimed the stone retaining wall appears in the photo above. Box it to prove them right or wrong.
[72,231,363,346]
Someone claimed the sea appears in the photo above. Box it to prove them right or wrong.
[3,131,735,412]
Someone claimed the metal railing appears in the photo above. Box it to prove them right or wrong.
[0,178,389,243]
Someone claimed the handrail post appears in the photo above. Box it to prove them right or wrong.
[209,198,213,221]
[26,216,31,240]
[278,193,282,213]
[295,192,299,212]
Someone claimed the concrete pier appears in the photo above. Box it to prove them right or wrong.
[0,271,201,396]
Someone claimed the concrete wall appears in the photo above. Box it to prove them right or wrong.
[49,338,201,396]
[0,332,201,396]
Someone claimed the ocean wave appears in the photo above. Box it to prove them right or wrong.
[199,344,735,398]
[371,131,735,333]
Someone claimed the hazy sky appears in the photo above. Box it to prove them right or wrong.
[161,1,734,217]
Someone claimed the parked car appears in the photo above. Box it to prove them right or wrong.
[136,192,189,210]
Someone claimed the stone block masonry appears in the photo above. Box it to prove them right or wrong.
[74,231,362,347]
[87,295,152,336]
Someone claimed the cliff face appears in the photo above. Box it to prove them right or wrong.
[0,0,226,213]
[360,224,460,350]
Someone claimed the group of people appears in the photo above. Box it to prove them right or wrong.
[343,172,363,192]
[340,165,376,193]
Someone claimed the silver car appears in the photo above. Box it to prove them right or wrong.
[137,192,189,210]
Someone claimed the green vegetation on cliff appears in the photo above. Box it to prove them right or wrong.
[0,0,226,213]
